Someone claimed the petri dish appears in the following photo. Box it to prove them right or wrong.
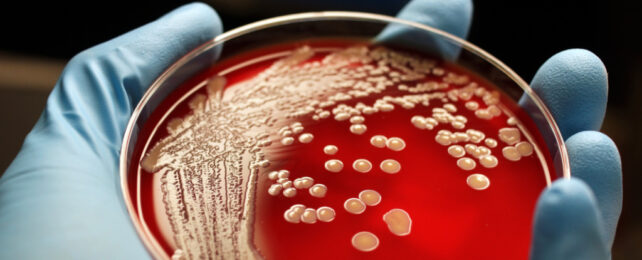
[120,11,570,260]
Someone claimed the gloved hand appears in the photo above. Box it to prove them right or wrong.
[0,1,622,260]
[389,1,622,259]
[0,3,222,259]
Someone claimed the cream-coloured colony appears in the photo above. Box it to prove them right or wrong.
[140,45,543,258]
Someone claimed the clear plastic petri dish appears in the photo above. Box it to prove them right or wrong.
[120,11,570,260]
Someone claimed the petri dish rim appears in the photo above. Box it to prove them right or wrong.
[119,11,571,259]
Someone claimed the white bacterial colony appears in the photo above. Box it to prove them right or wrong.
[309,184,327,198]
[359,190,382,206]
[267,169,325,199]
[370,135,387,148]
[139,45,547,258]
[324,159,344,173]
[351,231,379,252]
[344,189,382,215]
[467,173,490,190]
[353,159,373,173]
[284,204,335,224]
[344,198,367,214]
[380,159,402,174]
[383,209,412,236]
[323,145,338,155]
[386,137,406,151]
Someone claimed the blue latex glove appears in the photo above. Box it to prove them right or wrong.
[0,3,222,259]
[390,1,622,259]
[0,1,622,260]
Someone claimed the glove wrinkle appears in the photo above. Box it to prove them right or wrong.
[524,49,608,139]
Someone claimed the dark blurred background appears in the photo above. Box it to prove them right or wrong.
[0,0,639,258]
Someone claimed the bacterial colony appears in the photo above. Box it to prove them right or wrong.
[138,44,547,260]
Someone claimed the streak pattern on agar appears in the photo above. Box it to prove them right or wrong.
[137,45,546,259]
